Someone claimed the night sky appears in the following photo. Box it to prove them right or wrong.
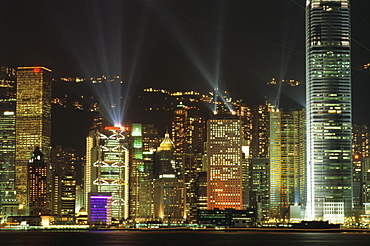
[1,0,370,136]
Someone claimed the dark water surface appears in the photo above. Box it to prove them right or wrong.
[1,231,370,246]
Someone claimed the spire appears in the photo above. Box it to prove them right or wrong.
[157,132,174,151]
[31,146,44,160]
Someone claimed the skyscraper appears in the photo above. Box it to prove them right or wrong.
[352,125,370,209]
[129,123,145,220]
[85,126,129,221]
[0,110,16,214]
[28,147,48,215]
[250,104,272,158]
[15,66,52,215]
[153,133,185,222]
[269,108,305,220]
[248,158,269,222]
[306,0,352,223]
[138,124,160,219]
[207,115,243,210]
[171,103,206,221]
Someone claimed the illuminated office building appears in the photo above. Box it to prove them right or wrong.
[153,174,185,222]
[352,154,362,209]
[85,126,129,221]
[248,158,269,222]
[171,103,206,221]
[269,108,305,219]
[28,147,48,215]
[50,146,78,216]
[306,0,352,223]
[142,124,160,152]
[172,103,205,170]
[60,175,76,216]
[352,125,370,158]
[195,171,207,212]
[352,125,370,209]
[15,66,52,215]
[129,123,145,220]
[153,133,185,222]
[183,153,203,222]
[138,124,160,219]
[0,110,16,214]
[207,115,243,210]
[51,146,78,177]
[89,192,112,226]
[234,104,252,147]
[250,104,272,158]
[52,174,76,216]
[0,66,16,99]
[362,157,370,205]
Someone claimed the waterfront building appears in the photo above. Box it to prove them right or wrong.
[138,124,160,219]
[0,190,18,223]
[197,208,255,228]
[0,110,16,215]
[50,146,78,216]
[15,66,52,215]
[248,157,269,222]
[183,153,203,222]
[352,125,370,209]
[207,115,243,210]
[60,175,76,216]
[153,133,185,222]
[85,126,129,221]
[28,147,48,215]
[129,123,145,220]
[171,103,205,221]
[89,192,112,226]
[306,0,352,223]
[269,108,306,220]
[153,174,186,223]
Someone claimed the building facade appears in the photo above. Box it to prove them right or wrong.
[0,110,16,214]
[89,192,112,226]
[207,115,243,210]
[28,147,48,215]
[248,157,269,222]
[15,66,52,215]
[269,108,305,220]
[85,126,129,221]
[306,0,352,223]
[153,133,185,222]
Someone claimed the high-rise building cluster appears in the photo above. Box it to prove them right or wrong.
[1,0,369,228]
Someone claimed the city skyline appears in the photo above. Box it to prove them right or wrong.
[3,0,370,231]
[1,1,370,125]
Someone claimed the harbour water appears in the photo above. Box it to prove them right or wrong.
[1,231,370,246]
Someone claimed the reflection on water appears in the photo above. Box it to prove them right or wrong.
[1,231,370,246]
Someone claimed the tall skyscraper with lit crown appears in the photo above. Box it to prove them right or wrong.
[15,66,52,215]
[85,126,130,221]
[306,0,352,223]
[28,147,48,215]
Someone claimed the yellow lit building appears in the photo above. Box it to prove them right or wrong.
[269,108,305,220]
[153,133,186,222]
[15,66,52,215]
[207,115,243,210]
